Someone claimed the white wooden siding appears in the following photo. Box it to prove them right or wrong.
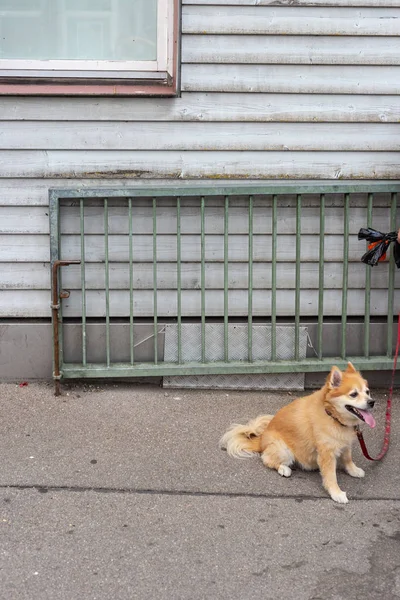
[185,0,400,6]
[1,95,398,122]
[182,6,400,36]
[183,35,400,65]
[1,122,399,151]
[181,65,400,94]
[0,151,398,179]
[0,1,399,317]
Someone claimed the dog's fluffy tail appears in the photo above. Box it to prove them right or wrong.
[219,415,273,458]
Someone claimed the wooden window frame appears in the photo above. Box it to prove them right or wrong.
[0,0,180,97]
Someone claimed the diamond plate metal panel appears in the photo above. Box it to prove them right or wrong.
[163,324,307,390]
[163,372,305,391]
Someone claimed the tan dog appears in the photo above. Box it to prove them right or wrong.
[220,362,375,504]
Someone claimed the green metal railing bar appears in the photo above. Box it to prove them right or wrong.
[387,192,397,356]
[224,196,229,362]
[104,199,110,368]
[177,197,182,364]
[60,355,399,379]
[80,200,87,366]
[271,194,277,361]
[364,193,373,359]
[248,195,253,362]
[295,194,301,362]
[50,193,65,378]
[201,196,206,363]
[341,193,350,359]
[317,194,325,360]
[128,198,135,365]
[50,183,400,200]
[153,197,158,365]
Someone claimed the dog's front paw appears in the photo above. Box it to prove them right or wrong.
[330,490,348,504]
[278,465,292,477]
[346,466,365,479]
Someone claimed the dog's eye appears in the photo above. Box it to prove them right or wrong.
[366,389,370,395]
[349,391,358,398]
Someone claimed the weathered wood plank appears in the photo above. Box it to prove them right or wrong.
[183,35,400,65]
[0,179,201,206]
[182,6,400,36]
[0,262,392,291]
[2,205,394,235]
[0,94,398,123]
[0,288,393,318]
[182,64,400,94]
[1,122,399,152]
[0,233,385,263]
[0,264,50,289]
[1,180,397,207]
[0,151,398,179]
[0,206,50,233]
[184,0,400,6]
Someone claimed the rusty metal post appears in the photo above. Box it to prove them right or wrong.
[51,260,80,396]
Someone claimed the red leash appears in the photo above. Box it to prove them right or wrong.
[356,312,400,461]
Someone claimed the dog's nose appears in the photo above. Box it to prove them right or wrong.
[367,400,375,409]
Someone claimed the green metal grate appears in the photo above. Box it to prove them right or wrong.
[49,183,400,393]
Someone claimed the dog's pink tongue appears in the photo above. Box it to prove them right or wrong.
[359,409,376,428]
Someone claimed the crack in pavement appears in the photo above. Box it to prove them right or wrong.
[1,484,400,501]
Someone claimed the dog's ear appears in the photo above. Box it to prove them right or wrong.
[327,366,342,389]
[345,361,357,374]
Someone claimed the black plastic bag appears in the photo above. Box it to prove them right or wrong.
[358,227,400,267]
[395,240,400,268]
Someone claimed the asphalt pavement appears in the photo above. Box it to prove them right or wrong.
[0,381,399,600]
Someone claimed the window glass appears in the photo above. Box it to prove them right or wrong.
[0,0,157,61]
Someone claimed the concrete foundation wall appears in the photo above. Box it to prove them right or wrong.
[1,320,399,389]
